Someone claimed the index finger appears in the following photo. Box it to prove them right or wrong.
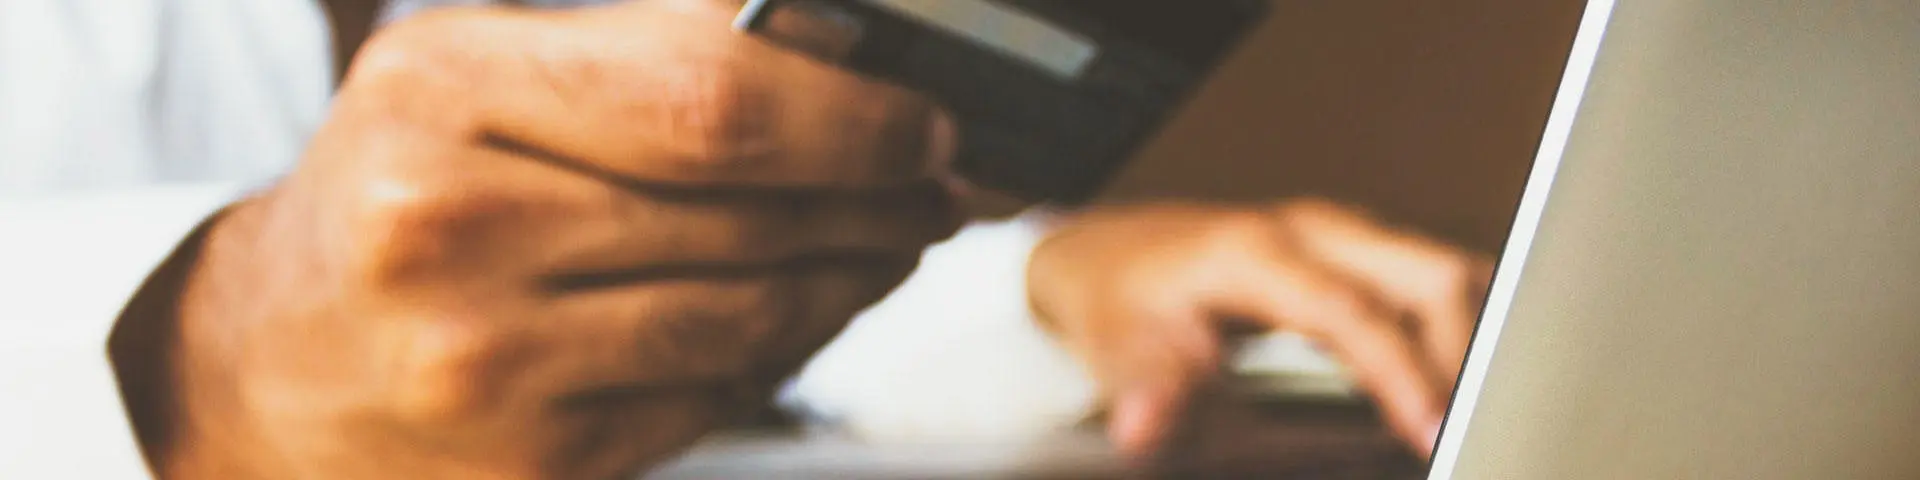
[341,1,955,190]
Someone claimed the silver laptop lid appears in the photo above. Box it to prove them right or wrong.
[1435,1,1920,479]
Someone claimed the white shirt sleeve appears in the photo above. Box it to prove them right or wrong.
[0,183,249,478]
[777,209,1106,445]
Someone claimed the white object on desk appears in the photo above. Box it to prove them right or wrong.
[651,430,1124,480]
[1231,332,1359,400]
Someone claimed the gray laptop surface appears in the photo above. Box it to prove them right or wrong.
[1433,1,1920,479]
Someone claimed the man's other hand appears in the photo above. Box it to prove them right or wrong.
[151,1,960,478]
[1026,199,1494,461]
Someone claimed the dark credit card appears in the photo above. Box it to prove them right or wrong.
[735,0,1268,205]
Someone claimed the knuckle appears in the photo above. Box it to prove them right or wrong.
[389,317,512,425]
[715,280,788,343]
[347,171,516,285]
[1437,252,1497,304]
[334,12,489,132]
[640,280,786,375]
[655,55,775,168]
[1390,237,1486,302]
[1115,271,1177,311]
[1284,279,1382,334]
[844,90,939,179]
[1200,209,1279,251]
[344,12,477,95]
[1427,253,1476,287]
[351,194,462,285]
[730,278,787,318]
[708,197,814,259]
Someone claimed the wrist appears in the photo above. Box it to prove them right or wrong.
[109,197,281,479]
[178,197,290,479]
[1021,208,1073,336]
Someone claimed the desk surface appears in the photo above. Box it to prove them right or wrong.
[653,394,1426,479]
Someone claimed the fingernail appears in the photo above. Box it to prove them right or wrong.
[1109,394,1156,455]
[924,111,982,200]
[926,110,959,174]
[1423,419,1445,453]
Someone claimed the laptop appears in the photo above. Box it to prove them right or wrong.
[1432,1,1920,479]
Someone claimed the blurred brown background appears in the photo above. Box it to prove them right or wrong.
[1099,0,1588,253]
